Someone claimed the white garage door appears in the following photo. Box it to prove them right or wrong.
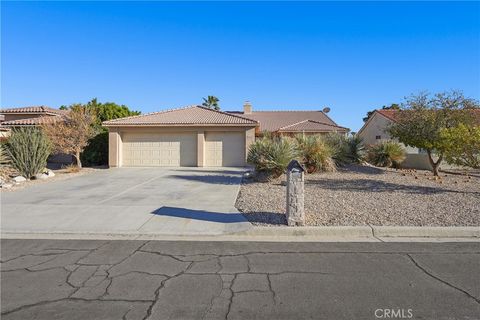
[205,131,245,167]
[122,132,197,167]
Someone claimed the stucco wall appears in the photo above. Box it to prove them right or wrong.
[358,113,419,154]
[1,113,44,121]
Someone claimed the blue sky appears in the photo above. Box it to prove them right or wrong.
[2,1,479,131]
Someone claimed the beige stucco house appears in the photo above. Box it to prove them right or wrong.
[103,102,349,168]
[358,109,444,170]
[0,106,72,163]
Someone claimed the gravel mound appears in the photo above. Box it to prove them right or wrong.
[235,165,480,226]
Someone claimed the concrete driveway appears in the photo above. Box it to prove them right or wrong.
[1,168,252,236]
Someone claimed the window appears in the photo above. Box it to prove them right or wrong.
[375,135,381,140]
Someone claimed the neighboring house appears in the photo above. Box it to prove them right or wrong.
[0,106,66,131]
[357,109,480,170]
[103,102,349,168]
[0,106,72,164]
[229,102,349,136]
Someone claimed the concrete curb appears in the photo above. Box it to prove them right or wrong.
[371,226,480,238]
[1,226,479,242]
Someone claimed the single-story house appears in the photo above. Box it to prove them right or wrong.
[357,108,480,170]
[103,102,349,167]
[0,106,72,164]
[0,106,66,132]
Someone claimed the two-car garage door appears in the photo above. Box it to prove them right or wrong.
[123,132,197,166]
[122,131,245,167]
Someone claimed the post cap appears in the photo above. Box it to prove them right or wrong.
[287,160,306,173]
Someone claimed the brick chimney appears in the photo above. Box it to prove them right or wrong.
[243,101,252,114]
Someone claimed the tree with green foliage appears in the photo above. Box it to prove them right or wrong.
[66,98,140,166]
[202,96,220,110]
[6,127,51,179]
[388,91,479,176]
[363,104,400,122]
[440,124,480,169]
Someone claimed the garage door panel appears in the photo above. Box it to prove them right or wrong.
[122,132,196,167]
[205,132,245,167]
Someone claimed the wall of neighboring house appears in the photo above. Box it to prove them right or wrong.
[358,113,418,154]
[2,113,45,121]
[358,112,462,171]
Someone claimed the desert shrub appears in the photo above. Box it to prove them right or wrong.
[324,133,350,166]
[345,135,366,163]
[6,127,51,179]
[0,143,11,166]
[367,141,406,168]
[247,136,298,180]
[295,135,335,173]
[63,163,81,173]
[81,131,109,166]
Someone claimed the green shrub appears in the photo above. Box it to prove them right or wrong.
[247,136,298,180]
[367,141,406,168]
[81,131,109,166]
[324,133,350,166]
[0,143,11,166]
[345,135,366,163]
[6,127,51,179]
[295,135,335,173]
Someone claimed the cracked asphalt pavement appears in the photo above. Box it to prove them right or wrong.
[1,240,479,320]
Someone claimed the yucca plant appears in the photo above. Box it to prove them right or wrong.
[247,136,298,180]
[323,133,350,166]
[367,141,406,168]
[346,135,366,163]
[6,127,52,179]
[295,134,336,173]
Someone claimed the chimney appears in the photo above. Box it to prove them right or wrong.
[243,101,252,114]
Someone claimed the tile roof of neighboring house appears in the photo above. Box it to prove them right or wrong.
[376,109,399,122]
[278,120,349,132]
[228,110,346,133]
[0,106,67,116]
[103,105,258,126]
[0,115,64,126]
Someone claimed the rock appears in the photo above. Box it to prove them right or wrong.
[34,173,49,180]
[46,170,55,177]
[1,183,13,189]
[13,176,27,183]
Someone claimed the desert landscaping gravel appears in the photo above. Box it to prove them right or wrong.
[235,165,480,226]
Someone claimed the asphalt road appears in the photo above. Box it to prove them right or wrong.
[1,240,479,320]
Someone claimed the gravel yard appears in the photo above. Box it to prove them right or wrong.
[235,165,480,226]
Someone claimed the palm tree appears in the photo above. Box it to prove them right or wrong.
[202,96,220,110]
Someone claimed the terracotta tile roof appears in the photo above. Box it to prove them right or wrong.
[0,106,67,116]
[228,110,346,133]
[278,120,349,132]
[0,115,64,126]
[103,105,258,126]
[376,109,399,122]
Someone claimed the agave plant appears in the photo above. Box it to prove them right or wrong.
[367,141,406,168]
[247,136,298,180]
[295,134,336,173]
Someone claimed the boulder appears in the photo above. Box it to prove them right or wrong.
[1,183,13,189]
[46,170,55,177]
[35,173,49,180]
[13,176,27,183]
